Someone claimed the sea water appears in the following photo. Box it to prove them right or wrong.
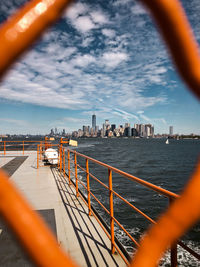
[72,138,200,266]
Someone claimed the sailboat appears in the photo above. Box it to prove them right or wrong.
[166,139,169,144]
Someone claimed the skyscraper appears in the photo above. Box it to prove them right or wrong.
[124,122,130,128]
[111,124,116,132]
[169,126,173,135]
[102,123,106,136]
[92,114,96,129]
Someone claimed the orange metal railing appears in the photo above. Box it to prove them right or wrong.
[63,149,200,266]
[37,142,60,168]
[131,161,200,267]
[0,137,60,156]
[0,0,200,266]
[0,140,42,155]
[36,138,71,169]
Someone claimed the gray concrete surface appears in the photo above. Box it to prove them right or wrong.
[0,152,126,267]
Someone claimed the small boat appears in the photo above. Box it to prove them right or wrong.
[166,139,169,144]
[44,148,58,164]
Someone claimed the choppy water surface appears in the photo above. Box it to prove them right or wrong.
[72,138,200,266]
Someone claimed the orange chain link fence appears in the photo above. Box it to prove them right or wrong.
[0,0,200,266]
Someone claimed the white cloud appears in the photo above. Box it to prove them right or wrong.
[138,113,167,126]
[65,3,110,34]
[142,63,168,85]
[113,108,139,121]
[149,76,162,83]
[101,52,128,68]
[131,4,147,15]
[70,54,96,67]
[0,0,170,130]
[153,118,167,124]
[1,0,200,135]
[139,114,151,122]
[65,3,97,34]
[65,2,89,20]
[0,69,89,110]
[90,10,109,24]
[118,89,166,111]
[73,16,96,33]
[102,29,116,38]
[81,36,94,47]
[2,42,165,114]
[112,0,132,7]
[153,67,167,74]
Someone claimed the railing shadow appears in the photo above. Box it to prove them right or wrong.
[51,167,121,267]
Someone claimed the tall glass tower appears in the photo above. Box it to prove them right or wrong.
[169,126,173,135]
[92,114,96,129]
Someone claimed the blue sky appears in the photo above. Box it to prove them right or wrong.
[0,0,200,135]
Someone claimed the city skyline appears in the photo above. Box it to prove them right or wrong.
[46,115,199,138]
[1,113,199,136]
[0,0,200,135]
[48,115,183,137]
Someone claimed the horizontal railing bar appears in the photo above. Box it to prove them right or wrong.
[89,172,109,190]
[0,140,42,143]
[0,148,23,153]
[1,152,36,154]
[76,164,86,173]
[112,190,155,224]
[0,144,37,146]
[90,192,110,215]
[113,217,140,247]
[1,151,36,153]
[69,150,179,199]
[68,150,200,263]
[41,144,59,148]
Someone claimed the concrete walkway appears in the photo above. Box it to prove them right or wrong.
[0,152,126,267]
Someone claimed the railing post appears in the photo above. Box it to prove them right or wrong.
[68,150,71,184]
[86,159,91,216]
[59,145,62,172]
[40,144,42,160]
[23,141,24,155]
[4,141,6,155]
[57,145,59,168]
[108,168,115,254]
[169,198,178,267]
[63,148,65,177]
[37,145,39,169]
[74,152,79,197]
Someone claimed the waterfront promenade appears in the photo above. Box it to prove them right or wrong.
[0,152,126,266]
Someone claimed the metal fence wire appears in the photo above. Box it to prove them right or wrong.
[0,0,200,266]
